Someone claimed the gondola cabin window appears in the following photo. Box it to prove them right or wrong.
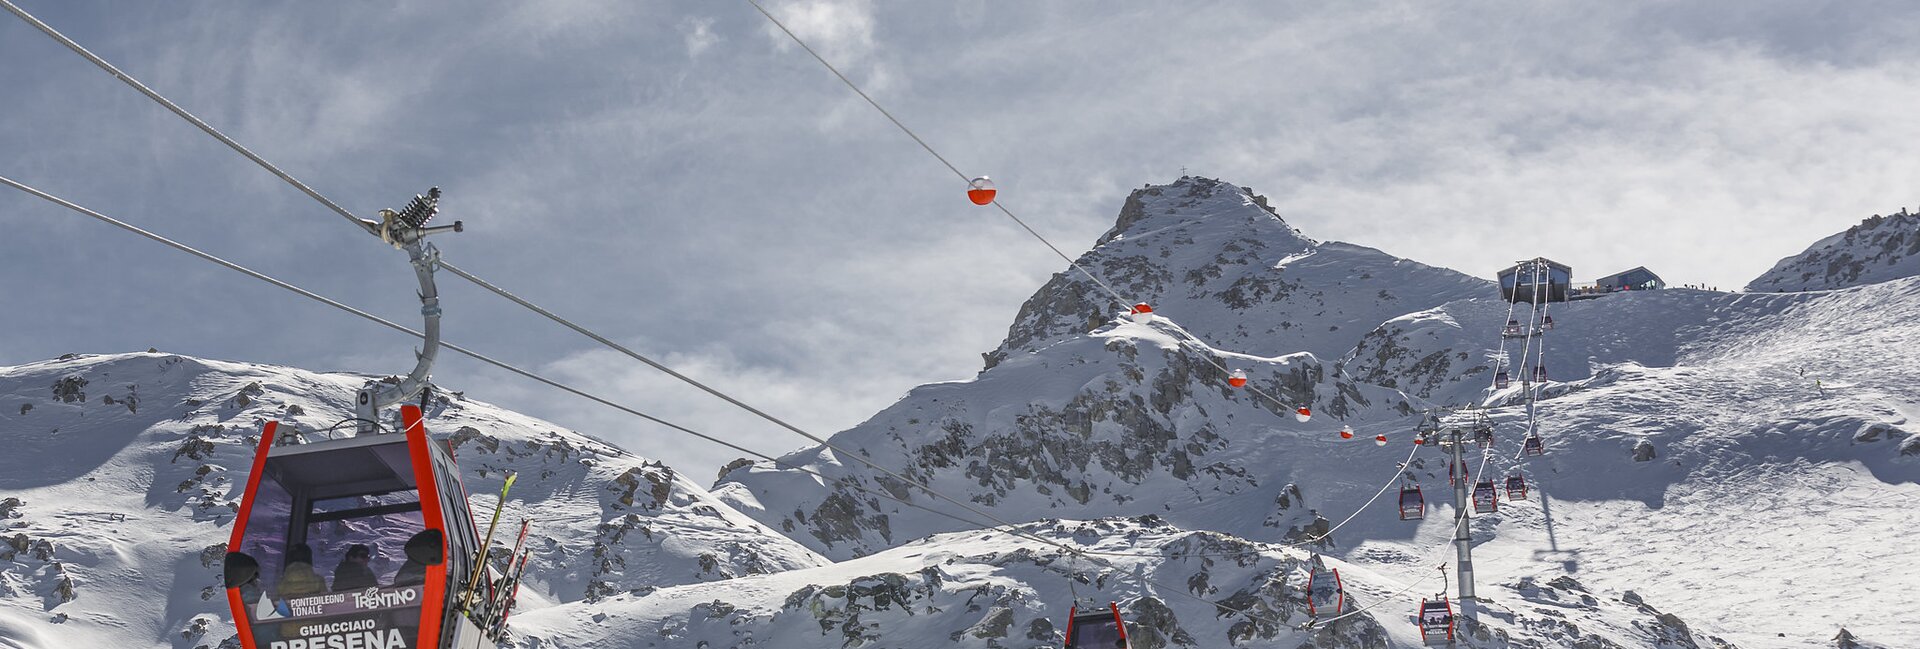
[1067,615,1128,649]
[306,491,427,591]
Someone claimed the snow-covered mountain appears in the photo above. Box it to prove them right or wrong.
[715,177,1920,648]
[984,177,1488,370]
[714,315,1422,562]
[5,176,1917,649]
[714,178,1490,563]
[1748,209,1920,292]
[0,353,825,648]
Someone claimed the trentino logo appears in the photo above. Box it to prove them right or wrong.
[354,586,419,610]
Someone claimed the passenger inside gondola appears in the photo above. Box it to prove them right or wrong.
[304,489,426,590]
[332,544,379,591]
[276,543,326,599]
[394,529,442,587]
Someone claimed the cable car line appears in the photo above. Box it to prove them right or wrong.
[1493,284,1524,390]
[1308,557,1445,627]
[742,0,1132,310]
[0,0,366,232]
[745,0,1369,442]
[1156,319,1324,424]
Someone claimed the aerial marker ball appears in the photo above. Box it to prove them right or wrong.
[1128,303,1154,324]
[967,177,997,205]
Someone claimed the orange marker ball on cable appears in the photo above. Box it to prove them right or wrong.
[967,177,996,205]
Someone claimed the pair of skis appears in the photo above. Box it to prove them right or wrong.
[459,472,534,639]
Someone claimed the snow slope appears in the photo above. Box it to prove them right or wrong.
[1341,278,1920,647]
[0,353,825,648]
[716,316,1424,561]
[1748,209,1920,292]
[512,518,1724,649]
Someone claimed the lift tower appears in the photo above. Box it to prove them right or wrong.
[1445,425,1476,607]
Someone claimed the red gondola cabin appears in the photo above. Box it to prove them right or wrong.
[1307,556,1344,617]
[224,405,503,649]
[1523,435,1545,456]
[1418,597,1455,644]
[1064,602,1129,649]
[1398,483,1425,521]
[1472,480,1498,514]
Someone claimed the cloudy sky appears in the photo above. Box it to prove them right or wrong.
[4,0,1918,475]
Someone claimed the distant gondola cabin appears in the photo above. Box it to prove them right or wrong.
[1498,258,1572,304]
[1593,266,1664,292]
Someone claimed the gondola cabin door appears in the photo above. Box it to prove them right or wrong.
[225,405,495,649]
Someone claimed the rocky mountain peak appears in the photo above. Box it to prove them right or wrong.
[1748,208,1920,292]
[1093,176,1306,247]
[984,176,1485,371]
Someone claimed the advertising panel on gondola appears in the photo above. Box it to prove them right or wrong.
[241,584,424,649]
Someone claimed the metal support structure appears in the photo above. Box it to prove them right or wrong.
[1448,426,1476,606]
[352,188,463,435]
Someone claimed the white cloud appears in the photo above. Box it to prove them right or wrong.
[759,0,877,67]
[682,16,720,58]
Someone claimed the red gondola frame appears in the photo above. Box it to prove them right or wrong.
[1505,475,1528,500]
[1306,562,1345,617]
[1523,435,1545,456]
[1417,597,1455,643]
[1064,601,1129,649]
[225,405,492,649]
[1398,484,1425,521]
[1471,480,1498,514]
